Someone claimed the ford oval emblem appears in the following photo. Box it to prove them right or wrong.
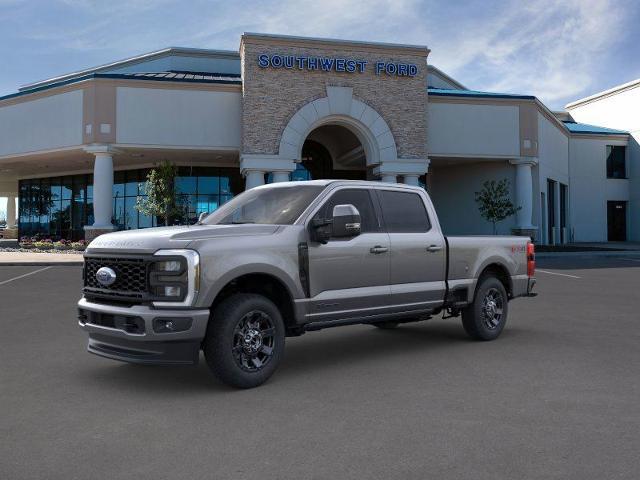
[96,267,117,287]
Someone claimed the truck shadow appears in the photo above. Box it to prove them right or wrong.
[90,321,530,392]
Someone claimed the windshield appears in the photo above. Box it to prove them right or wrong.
[202,185,325,225]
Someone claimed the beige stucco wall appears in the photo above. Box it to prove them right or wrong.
[427,101,520,157]
[240,36,428,160]
[0,90,83,157]
[116,86,242,148]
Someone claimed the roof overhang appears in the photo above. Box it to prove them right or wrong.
[565,78,640,109]
[19,47,240,93]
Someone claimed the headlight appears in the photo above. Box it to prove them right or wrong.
[156,260,182,272]
[151,250,200,307]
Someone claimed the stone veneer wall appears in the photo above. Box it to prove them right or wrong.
[240,37,428,160]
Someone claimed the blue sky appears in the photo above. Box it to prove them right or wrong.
[1,0,639,217]
[1,0,639,108]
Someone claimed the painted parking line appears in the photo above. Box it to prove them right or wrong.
[536,269,581,279]
[0,266,52,286]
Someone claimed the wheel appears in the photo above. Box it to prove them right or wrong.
[461,276,508,341]
[203,293,285,388]
[372,321,399,329]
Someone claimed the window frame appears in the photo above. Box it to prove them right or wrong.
[311,187,382,235]
[303,185,383,234]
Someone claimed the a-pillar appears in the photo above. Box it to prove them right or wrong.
[84,145,117,242]
[509,157,538,240]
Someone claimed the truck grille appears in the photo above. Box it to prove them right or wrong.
[84,256,150,302]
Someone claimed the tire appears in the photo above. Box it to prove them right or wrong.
[203,293,285,388]
[461,276,509,341]
[372,321,400,329]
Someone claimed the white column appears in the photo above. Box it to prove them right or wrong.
[402,174,420,186]
[244,170,265,190]
[510,158,537,229]
[6,195,16,228]
[381,174,397,183]
[271,171,290,183]
[240,154,295,191]
[84,145,116,231]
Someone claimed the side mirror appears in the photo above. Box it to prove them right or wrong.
[331,204,361,238]
[198,212,209,223]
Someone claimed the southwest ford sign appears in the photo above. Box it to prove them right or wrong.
[257,54,418,77]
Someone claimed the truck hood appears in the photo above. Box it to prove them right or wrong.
[86,224,280,254]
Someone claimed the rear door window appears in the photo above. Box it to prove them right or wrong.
[377,190,431,233]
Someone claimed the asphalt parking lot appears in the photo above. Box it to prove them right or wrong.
[1,256,639,479]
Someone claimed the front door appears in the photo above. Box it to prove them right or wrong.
[607,201,627,241]
[307,188,390,321]
[376,189,446,311]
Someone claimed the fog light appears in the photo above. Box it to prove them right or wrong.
[164,286,181,297]
[153,317,193,333]
[157,260,182,272]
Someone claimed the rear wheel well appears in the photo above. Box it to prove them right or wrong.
[478,264,512,298]
[211,274,297,334]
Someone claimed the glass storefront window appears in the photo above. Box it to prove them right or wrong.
[18,166,242,240]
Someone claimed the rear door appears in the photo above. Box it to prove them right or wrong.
[376,189,446,311]
[306,187,391,320]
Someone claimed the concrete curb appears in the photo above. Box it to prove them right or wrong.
[0,261,84,266]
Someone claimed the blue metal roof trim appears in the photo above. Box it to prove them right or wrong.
[428,87,535,100]
[562,121,628,135]
[0,72,242,102]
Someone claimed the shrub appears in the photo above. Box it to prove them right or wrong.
[70,241,87,251]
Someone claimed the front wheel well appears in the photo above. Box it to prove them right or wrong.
[477,263,512,298]
[210,273,297,333]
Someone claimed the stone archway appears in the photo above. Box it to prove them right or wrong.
[278,86,398,168]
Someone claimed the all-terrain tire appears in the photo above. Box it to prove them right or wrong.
[461,276,509,341]
[203,293,285,388]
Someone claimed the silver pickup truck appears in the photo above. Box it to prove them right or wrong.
[78,180,536,388]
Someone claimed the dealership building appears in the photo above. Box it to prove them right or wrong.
[0,33,637,243]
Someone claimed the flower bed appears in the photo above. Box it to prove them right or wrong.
[17,237,87,253]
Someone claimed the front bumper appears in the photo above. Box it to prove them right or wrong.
[77,297,210,365]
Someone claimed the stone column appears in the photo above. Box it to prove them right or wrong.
[6,195,16,229]
[509,158,538,240]
[271,171,290,183]
[84,145,117,241]
[244,170,265,190]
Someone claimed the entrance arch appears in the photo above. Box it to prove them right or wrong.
[278,86,399,170]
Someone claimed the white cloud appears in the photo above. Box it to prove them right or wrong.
[426,0,631,107]
[3,0,635,108]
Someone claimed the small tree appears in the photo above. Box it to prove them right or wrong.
[135,161,183,226]
[474,179,520,235]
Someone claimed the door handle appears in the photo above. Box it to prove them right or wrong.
[426,245,443,253]
[370,246,389,254]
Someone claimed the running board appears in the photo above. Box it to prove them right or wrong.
[303,312,432,332]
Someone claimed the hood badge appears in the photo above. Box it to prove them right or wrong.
[96,267,117,287]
